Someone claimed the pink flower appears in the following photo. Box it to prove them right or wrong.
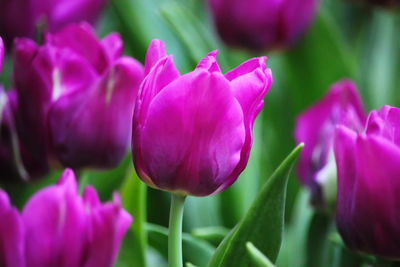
[132,39,272,196]
[0,169,132,267]
[13,23,144,171]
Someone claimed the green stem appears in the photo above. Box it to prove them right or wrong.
[169,193,186,267]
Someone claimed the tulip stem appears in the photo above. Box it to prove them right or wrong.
[168,193,186,267]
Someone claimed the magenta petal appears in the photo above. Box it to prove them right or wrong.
[214,57,272,194]
[225,57,267,81]
[335,127,400,259]
[144,39,167,75]
[101,33,123,62]
[195,50,221,73]
[22,169,87,267]
[133,56,180,182]
[139,70,245,196]
[366,105,400,147]
[82,189,132,267]
[46,23,109,74]
[49,57,143,169]
[295,80,365,186]
[0,191,25,267]
[334,125,358,244]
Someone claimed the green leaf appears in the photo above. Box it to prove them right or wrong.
[147,223,215,267]
[246,242,275,267]
[111,0,193,72]
[276,189,314,267]
[305,213,333,267]
[159,1,228,70]
[191,227,229,247]
[116,166,147,267]
[208,144,304,267]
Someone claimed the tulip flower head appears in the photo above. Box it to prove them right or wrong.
[335,105,400,260]
[12,23,144,172]
[295,80,366,207]
[208,0,318,52]
[0,169,132,267]
[132,39,272,196]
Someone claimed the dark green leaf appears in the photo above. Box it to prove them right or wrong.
[116,166,147,267]
[208,144,304,267]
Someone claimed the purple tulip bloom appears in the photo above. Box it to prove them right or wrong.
[208,0,318,52]
[335,105,400,259]
[13,23,144,171]
[0,168,132,267]
[132,39,272,196]
[0,0,107,47]
[295,80,366,206]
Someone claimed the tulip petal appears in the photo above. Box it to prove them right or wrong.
[135,56,180,127]
[133,56,180,184]
[139,70,245,196]
[214,57,271,194]
[196,50,221,73]
[295,80,365,186]
[82,188,132,267]
[366,105,400,147]
[49,57,143,169]
[45,23,109,74]
[0,191,25,267]
[335,126,400,258]
[101,33,123,62]
[144,39,167,75]
[22,169,87,267]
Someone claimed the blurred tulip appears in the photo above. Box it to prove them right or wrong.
[0,168,132,267]
[0,190,25,267]
[335,105,400,260]
[208,0,318,52]
[0,0,107,47]
[13,23,144,171]
[132,39,272,196]
[295,80,366,207]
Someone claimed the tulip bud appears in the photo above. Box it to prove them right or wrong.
[0,168,132,266]
[208,0,318,52]
[132,39,272,196]
[13,23,144,171]
[335,105,400,260]
[0,0,107,47]
[295,80,366,208]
